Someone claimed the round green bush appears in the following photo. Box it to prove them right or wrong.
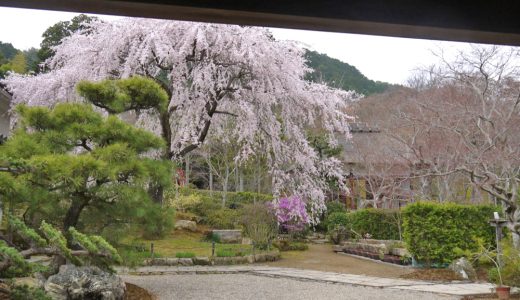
[326,212,349,232]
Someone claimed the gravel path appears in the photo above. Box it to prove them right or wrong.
[123,274,458,300]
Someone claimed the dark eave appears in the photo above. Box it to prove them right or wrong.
[1,0,520,45]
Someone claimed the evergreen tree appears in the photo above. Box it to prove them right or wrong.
[0,78,173,237]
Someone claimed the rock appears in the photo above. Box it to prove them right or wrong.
[246,255,255,264]
[178,258,194,266]
[0,282,10,300]
[175,220,197,231]
[44,265,126,300]
[391,248,410,257]
[333,245,342,252]
[449,257,477,281]
[212,230,242,243]
[193,256,211,266]
[254,254,266,263]
[146,258,179,266]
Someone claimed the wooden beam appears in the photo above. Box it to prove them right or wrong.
[1,0,520,45]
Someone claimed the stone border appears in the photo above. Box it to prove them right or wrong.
[144,251,280,267]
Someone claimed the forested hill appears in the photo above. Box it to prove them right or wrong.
[305,50,397,95]
[0,42,18,61]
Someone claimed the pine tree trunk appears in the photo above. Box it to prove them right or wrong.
[63,197,89,231]
[148,183,164,205]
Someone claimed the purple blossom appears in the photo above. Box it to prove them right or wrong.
[271,196,310,233]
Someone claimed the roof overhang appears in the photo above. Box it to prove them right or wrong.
[1,0,520,45]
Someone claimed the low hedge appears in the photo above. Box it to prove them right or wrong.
[325,209,400,240]
[402,202,496,265]
[272,240,309,251]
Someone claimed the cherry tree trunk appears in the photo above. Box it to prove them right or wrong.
[222,165,229,208]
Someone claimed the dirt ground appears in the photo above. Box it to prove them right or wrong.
[267,243,414,278]
[124,282,156,300]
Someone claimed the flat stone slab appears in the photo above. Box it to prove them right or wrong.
[253,268,429,287]
[390,283,496,296]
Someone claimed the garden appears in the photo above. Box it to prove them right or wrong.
[0,14,520,300]
[322,201,520,297]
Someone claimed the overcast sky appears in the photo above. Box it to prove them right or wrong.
[0,6,477,84]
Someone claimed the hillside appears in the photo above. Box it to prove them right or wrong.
[305,50,396,95]
[0,42,18,61]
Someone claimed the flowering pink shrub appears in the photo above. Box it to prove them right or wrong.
[271,196,311,233]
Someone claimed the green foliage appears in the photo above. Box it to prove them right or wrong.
[8,215,47,247]
[166,188,274,225]
[402,202,496,265]
[90,235,123,264]
[0,240,30,277]
[348,209,401,240]
[117,243,154,268]
[499,241,520,287]
[23,48,40,72]
[325,212,351,244]
[175,252,196,258]
[216,249,234,257]
[0,41,18,61]
[215,248,246,257]
[202,231,221,243]
[308,133,342,159]
[138,205,175,240]
[69,227,99,253]
[38,14,96,64]
[227,191,274,209]
[9,284,52,300]
[240,204,278,249]
[305,50,396,95]
[272,240,309,251]
[326,212,350,232]
[486,239,520,287]
[206,209,239,229]
[40,221,79,264]
[0,100,172,237]
[326,201,347,215]
[77,76,169,113]
[169,194,203,212]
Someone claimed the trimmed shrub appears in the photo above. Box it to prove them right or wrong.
[240,204,278,250]
[168,194,202,212]
[326,212,349,232]
[206,209,239,229]
[202,231,221,243]
[273,240,309,251]
[326,201,347,215]
[402,202,496,265]
[348,209,401,240]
